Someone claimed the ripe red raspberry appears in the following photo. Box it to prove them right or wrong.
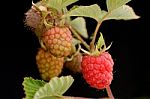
[81,52,114,89]
[64,53,82,73]
[36,48,64,81]
[42,26,72,57]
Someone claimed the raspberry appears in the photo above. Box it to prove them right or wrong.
[81,52,114,89]
[65,53,82,73]
[36,48,64,81]
[42,26,72,57]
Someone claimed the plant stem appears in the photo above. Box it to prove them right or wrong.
[90,12,110,51]
[106,86,114,99]
[70,27,90,51]
[90,22,102,51]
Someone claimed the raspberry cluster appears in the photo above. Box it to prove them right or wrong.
[24,0,115,90]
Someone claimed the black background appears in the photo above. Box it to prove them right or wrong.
[0,0,149,99]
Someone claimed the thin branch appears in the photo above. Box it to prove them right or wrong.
[90,12,110,51]
[70,27,90,51]
[106,86,114,99]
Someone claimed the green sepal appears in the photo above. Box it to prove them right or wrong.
[96,32,106,51]
[96,33,113,53]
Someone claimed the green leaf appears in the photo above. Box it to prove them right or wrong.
[61,0,78,9]
[46,0,78,13]
[34,76,74,99]
[97,10,108,21]
[22,77,46,99]
[106,0,131,11]
[71,17,88,38]
[105,5,140,20]
[96,33,105,50]
[64,4,102,21]
[36,96,62,99]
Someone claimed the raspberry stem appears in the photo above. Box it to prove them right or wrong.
[90,22,101,51]
[106,86,114,99]
[90,12,110,52]
[70,27,90,51]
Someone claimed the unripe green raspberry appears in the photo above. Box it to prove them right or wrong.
[36,48,64,81]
